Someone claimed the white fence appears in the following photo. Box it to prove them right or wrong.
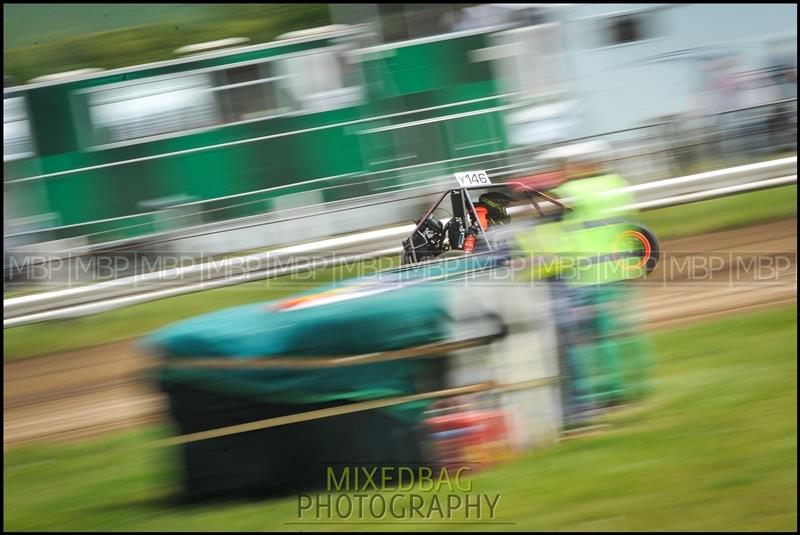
[4,155,797,328]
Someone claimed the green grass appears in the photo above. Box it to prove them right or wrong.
[4,306,797,531]
[641,184,796,241]
[4,4,331,83]
[3,4,216,49]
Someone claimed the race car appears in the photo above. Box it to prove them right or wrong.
[400,171,661,274]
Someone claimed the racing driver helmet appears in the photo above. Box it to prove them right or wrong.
[477,192,512,225]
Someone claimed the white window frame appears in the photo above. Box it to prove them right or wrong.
[81,72,220,150]
[4,95,36,162]
[209,59,299,124]
[274,45,364,113]
[582,5,671,51]
[493,23,571,102]
[75,45,362,151]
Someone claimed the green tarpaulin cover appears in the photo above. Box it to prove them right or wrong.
[147,254,502,421]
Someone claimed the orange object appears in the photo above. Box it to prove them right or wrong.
[612,229,652,271]
[425,410,514,472]
[463,204,489,253]
[463,235,475,253]
[474,205,490,230]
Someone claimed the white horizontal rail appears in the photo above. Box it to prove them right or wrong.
[624,175,797,211]
[4,158,797,328]
[3,246,404,328]
[4,226,415,318]
[621,156,796,197]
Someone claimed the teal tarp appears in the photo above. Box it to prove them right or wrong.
[147,254,503,421]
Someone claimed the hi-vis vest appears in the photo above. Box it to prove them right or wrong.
[516,174,645,286]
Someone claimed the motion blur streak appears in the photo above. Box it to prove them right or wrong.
[3,3,796,532]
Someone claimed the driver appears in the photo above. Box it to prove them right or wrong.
[476,192,512,227]
[460,192,513,253]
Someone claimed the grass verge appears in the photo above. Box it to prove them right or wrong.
[640,184,796,241]
[4,306,797,531]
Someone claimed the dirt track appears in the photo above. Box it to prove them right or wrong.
[641,219,796,329]
[4,219,796,448]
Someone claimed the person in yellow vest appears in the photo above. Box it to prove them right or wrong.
[515,141,654,425]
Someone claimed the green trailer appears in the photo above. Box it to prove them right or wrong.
[4,24,517,248]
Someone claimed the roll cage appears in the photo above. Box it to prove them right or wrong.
[401,182,570,265]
